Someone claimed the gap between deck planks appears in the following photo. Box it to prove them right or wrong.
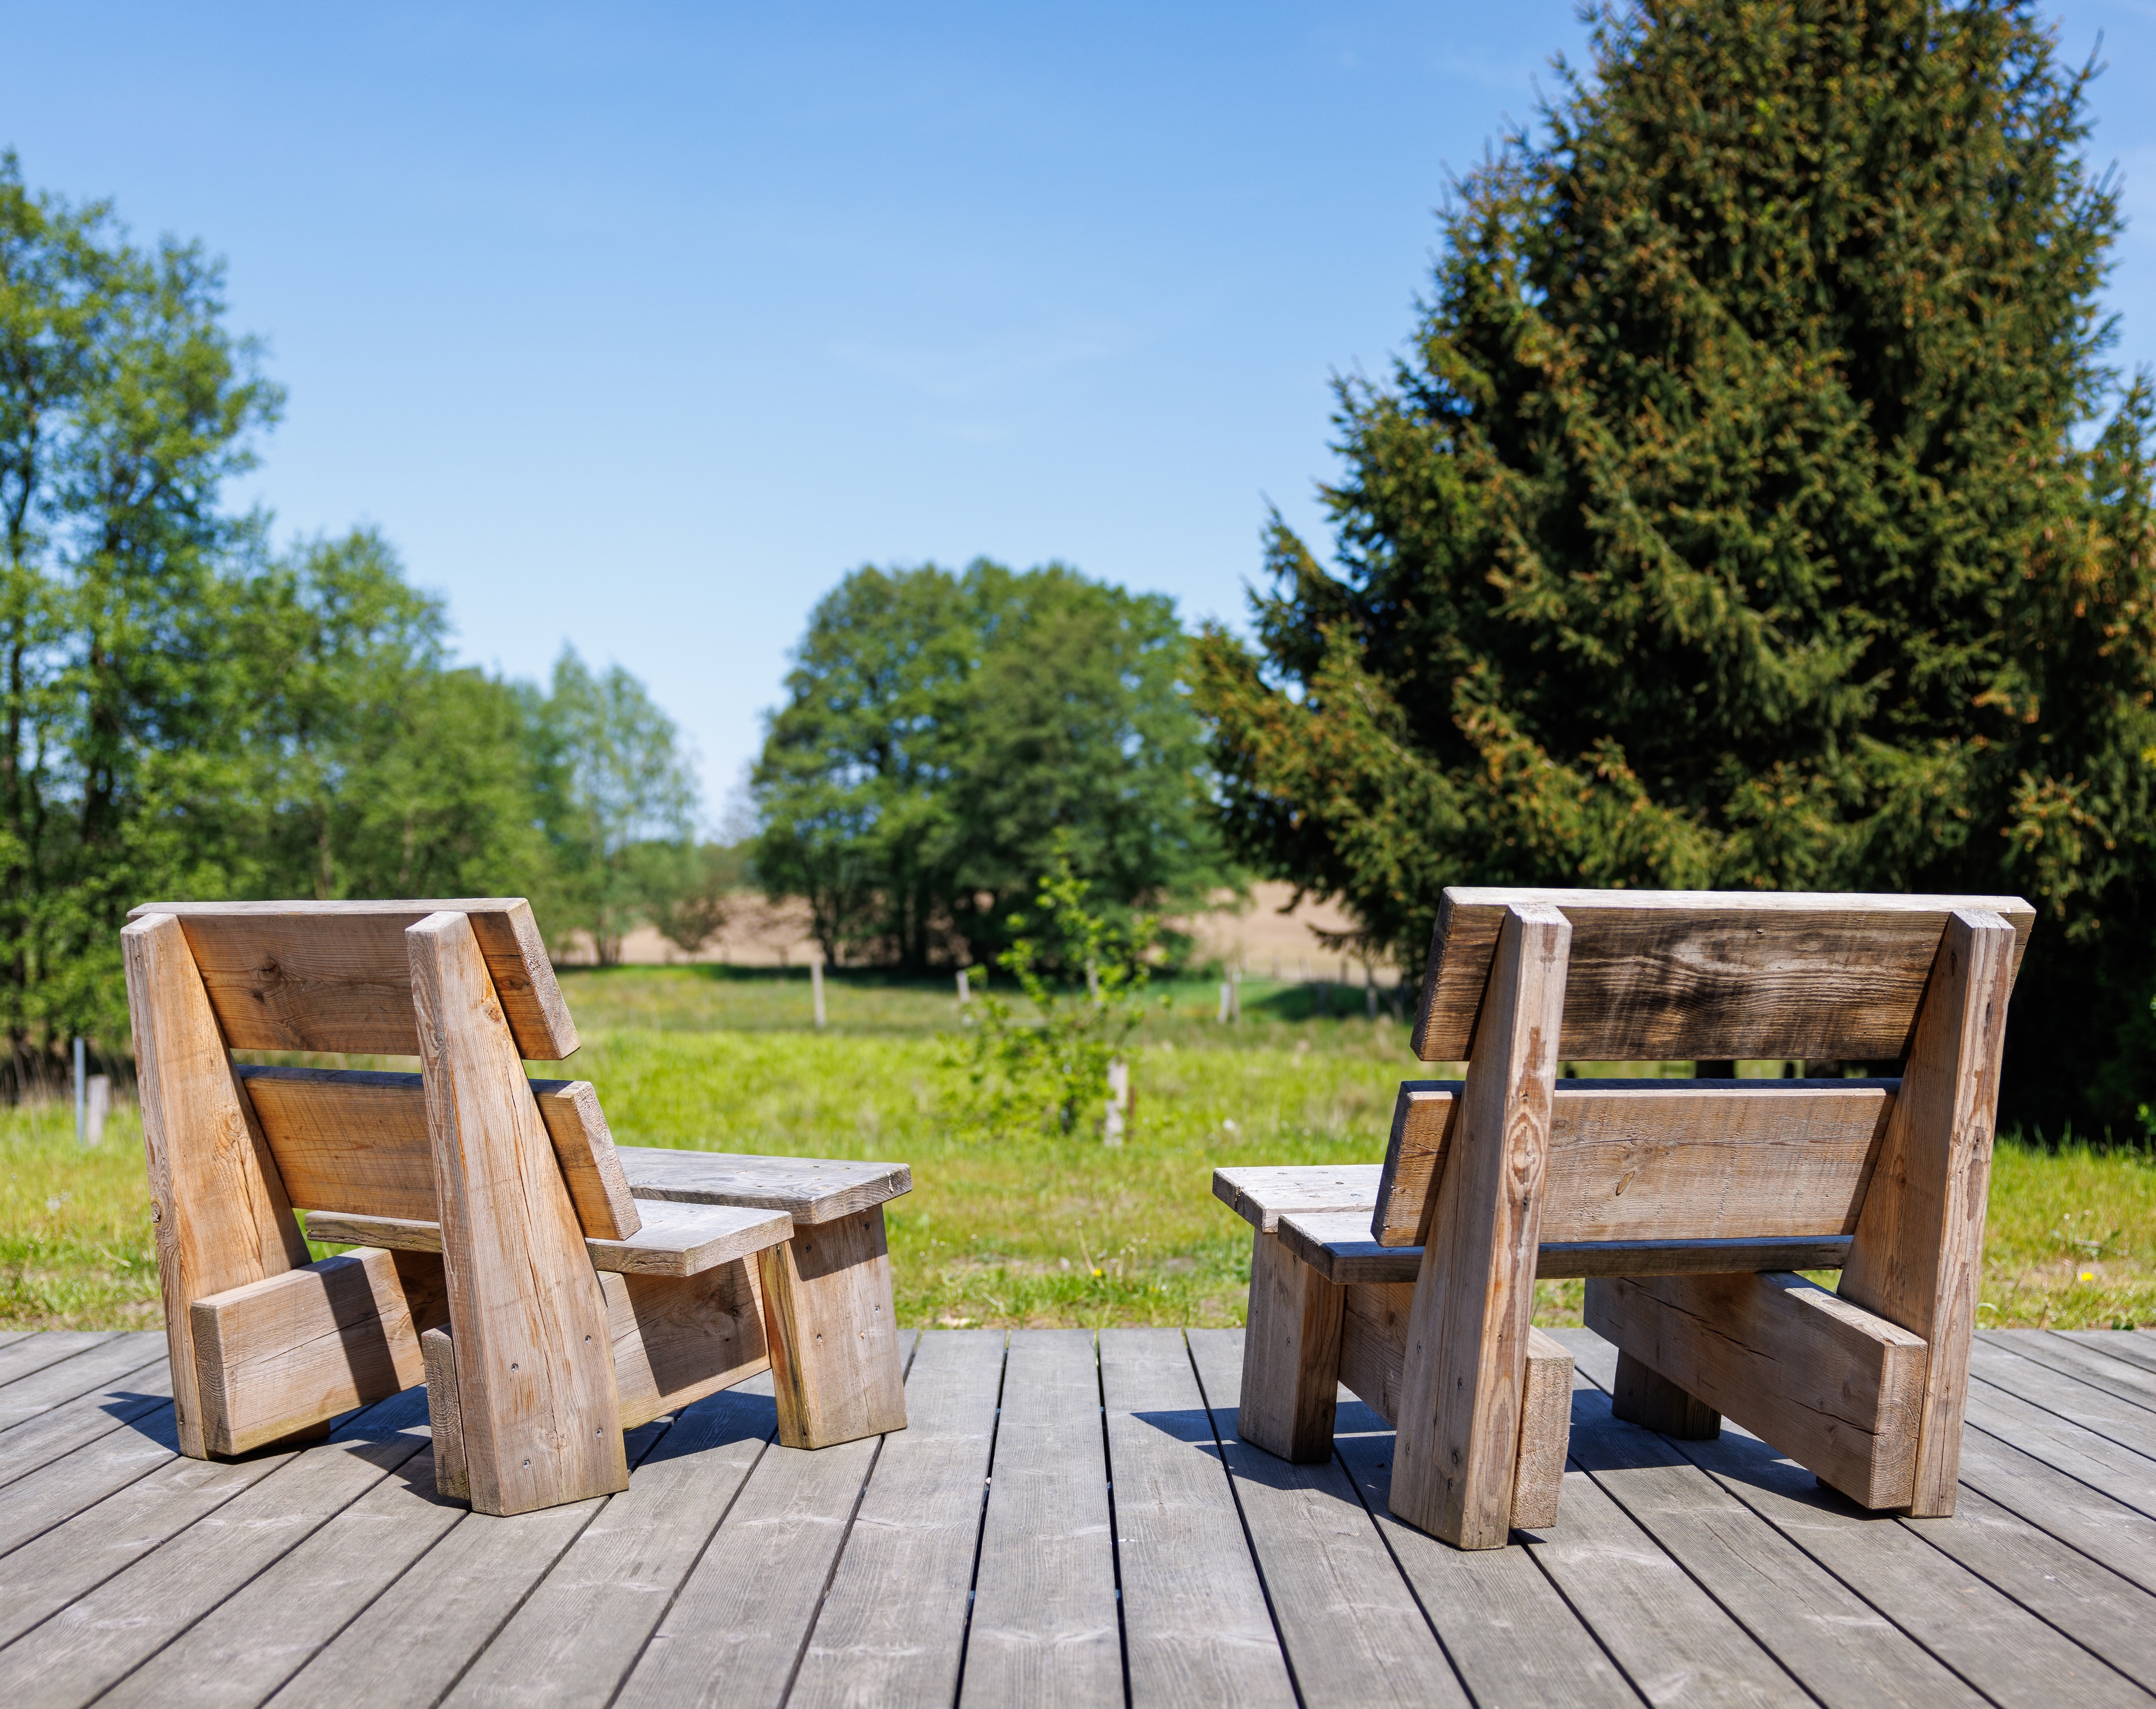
[0,1330,2152,1708]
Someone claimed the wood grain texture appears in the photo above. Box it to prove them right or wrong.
[1098,1327,1296,1708]
[960,1329,1121,1709]
[442,1386,775,1709]
[1966,1337,2156,1462]
[615,1146,912,1224]
[1584,1272,1927,1507]
[1370,1082,1456,1243]
[422,1325,469,1501]
[2011,1329,2156,1415]
[308,1201,783,1276]
[124,912,312,1461]
[1189,1328,1468,1709]
[792,1330,1005,1708]
[1413,886,2033,1062]
[190,1247,448,1455]
[1954,1407,2156,1600]
[1841,909,2017,1516]
[1211,1163,1386,1233]
[129,896,578,1059]
[1373,1079,1897,1249]
[1281,1211,1854,1286]
[1337,1280,1414,1425]
[0,1351,172,1494]
[1392,901,1571,1548]
[602,1261,771,1429]
[0,1332,163,1435]
[408,909,625,1516]
[1235,1229,1342,1462]
[0,1329,117,1387]
[1512,1327,1574,1530]
[1610,1348,1721,1438]
[758,1205,907,1450]
[240,1065,640,1240]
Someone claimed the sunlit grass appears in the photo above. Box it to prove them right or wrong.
[4,966,2153,1332]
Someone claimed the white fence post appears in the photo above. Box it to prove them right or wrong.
[86,1075,110,1146]
[957,968,971,1005]
[1218,982,1232,1023]
[74,1037,85,1145]
[811,959,826,1028]
[1104,1058,1129,1146]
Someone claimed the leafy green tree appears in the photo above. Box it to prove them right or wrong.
[1195,0,2156,1133]
[634,840,748,958]
[755,559,1230,969]
[529,647,699,963]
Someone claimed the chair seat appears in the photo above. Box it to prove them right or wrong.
[306,1198,794,1278]
[614,1147,911,1224]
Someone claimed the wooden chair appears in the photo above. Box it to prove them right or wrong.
[1216,888,2030,1550]
[121,897,911,1517]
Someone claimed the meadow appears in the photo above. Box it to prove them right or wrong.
[3,964,2152,1332]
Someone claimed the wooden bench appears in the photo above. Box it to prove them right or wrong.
[122,897,911,1517]
[1218,887,2032,1550]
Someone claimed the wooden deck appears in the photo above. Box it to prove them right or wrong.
[0,1324,2152,1707]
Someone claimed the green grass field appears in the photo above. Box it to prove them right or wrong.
[4,964,2153,1331]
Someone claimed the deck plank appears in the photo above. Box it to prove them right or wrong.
[610,1333,918,1709]
[791,1329,1004,1708]
[1331,1409,1639,1708]
[262,1420,673,1709]
[1904,1481,2156,1691]
[1567,1386,1993,1708]
[0,1358,173,1493]
[444,1383,776,1709]
[2016,1332,2156,1414]
[0,1334,166,1431]
[2059,1332,2156,1380]
[0,1389,431,1708]
[1185,1328,1464,1708]
[1953,1421,2156,1597]
[0,1332,124,1392]
[1962,1382,2156,1520]
[959,1328,1121,1709]
[1098,1327,1295,1709]
[1968,1339,2156,1461]
[0,1398,196,1558]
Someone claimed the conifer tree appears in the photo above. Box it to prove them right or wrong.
[1196,0,2156,1132]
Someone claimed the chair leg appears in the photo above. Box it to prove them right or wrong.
[759,1206,907,1449]
[1239,1229,1345,1462]
[422,1327,470,1502]
[1611,1349,1721,1439]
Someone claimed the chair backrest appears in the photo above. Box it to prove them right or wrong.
[1376,888,2033,1250]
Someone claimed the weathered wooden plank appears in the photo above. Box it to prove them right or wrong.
[1332,1411,1639,1708]
[0,1400,194,1560]
[258,1427,666,1709]
[0,1330,122,1391]
[0,1356,172,1493]
[1413,887,2034,1063]
[408,909,625,1516]
[1237,1229,1342,1460]
[759,1206,907,1449]
[2059,1330,2156,1380]
[1610,1350,1720,1439]
[791,1330,1005,1708]
[1636,1401,2150,1708]
[126,912,313,1460]
[1842,909,2016,1515]
[611,1339,913,1709]
[423,1325,468,1501]
[1212,1164,1386,1233]
[1513,1328,1574,1529]
[191,1248,447,1455]
[1373,1081,1895,1249]
[1962,1373,2156,1520]
[1098,1327,1296,1708]
[1899,1479,2156,1689]
[1954,1419,2156,1599]
[1522,1449,1814,1707]
[1187,1328,1467,1708]
[0,1333,166,1432]
[1585,1272,1927,1507]
[604,1261,771,1429]
[616,1146,912,1224]
[2014,1330,2156,1414]
[443,1384,776,1709]
[1337,1280,1413,1424]
[129,897,578,1060]
[1968,1336,2156,1457]
[305,1198,792,1278]
[1282,1211,1853,1286]
[0,1389,432,1704]
[1569,1386,2003,1709]
[239,1066,641,1239]
[960,1329,1120,1709]
[1394,901,1570,1548]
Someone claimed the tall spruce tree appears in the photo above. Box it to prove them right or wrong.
[1195,0,2156,1133]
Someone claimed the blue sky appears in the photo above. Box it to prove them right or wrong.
[4,1,2154,817]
